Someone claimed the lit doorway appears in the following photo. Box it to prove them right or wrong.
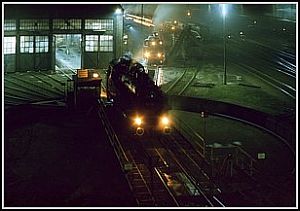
[54,34,82,71]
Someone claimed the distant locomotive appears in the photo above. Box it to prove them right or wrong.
[106,55,171,135]
[143,32,165,66]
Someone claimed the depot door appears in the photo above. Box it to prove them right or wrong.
[54,34,82,71]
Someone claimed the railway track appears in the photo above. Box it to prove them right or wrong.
[235,62,296,100]
[99,100,180,206]
[101,99,225,206]
[158,129,225,207]
[123,136,222,207]
[110,104,294,206]
[171,112,295,206]
[125,147,179,206]
[55,67,76,80]
[164,67,198,95]
[4,68,75,107]
[4,77,61,107]
[100,82,290,207]
[228,39,296,100]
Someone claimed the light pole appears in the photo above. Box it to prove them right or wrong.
[141,4,144,62]
[221,4,227,85]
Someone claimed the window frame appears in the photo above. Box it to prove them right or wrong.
[4,36,16,54]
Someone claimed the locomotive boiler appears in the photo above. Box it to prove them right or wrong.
[106,55,171,135]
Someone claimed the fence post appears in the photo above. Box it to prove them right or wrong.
[250,160,253,176]
[210,147,214,177]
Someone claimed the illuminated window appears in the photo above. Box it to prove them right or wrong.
[100,35,113,52]
[20,19,49,30]
[4,20,16,31]
[85,19,113,31]
[20,36,34,53]
[85,35,98,52]
[4,37,16,54]
[53,19,82,30]
[35,36,49,53]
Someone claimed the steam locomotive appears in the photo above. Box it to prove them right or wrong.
[106,55,171,136]
[143,32,165,66]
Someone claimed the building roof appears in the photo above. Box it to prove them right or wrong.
[4,3,123,19]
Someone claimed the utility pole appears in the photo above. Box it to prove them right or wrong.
[141,4,144,61]
[223,15,227,85]
[221,4,227,85]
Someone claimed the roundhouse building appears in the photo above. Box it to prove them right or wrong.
[4,4,124,72]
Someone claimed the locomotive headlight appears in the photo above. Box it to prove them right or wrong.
[92,73,99,78]
[161,116,170,125]
[134,117,142,126]
[145,52,150,58]
[160,115,171,134]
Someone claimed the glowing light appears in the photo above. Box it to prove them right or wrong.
[131,19,155,27]
[220,4,227,17]
[159,41,163,45]
[134,117,142,126]
[144,52,150,58]
[161,116,169,125]
[157,53,161,58]
[126,14,153,23]
[125,13,155,27]
[151,41,156,46]
[92,73,99,78]
[115,8,122,15]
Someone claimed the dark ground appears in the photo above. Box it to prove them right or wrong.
[4,104,137,207]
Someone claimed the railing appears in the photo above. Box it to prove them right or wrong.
[205,144,258,178]
[173,114,258,178]
[167,95,295,153]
